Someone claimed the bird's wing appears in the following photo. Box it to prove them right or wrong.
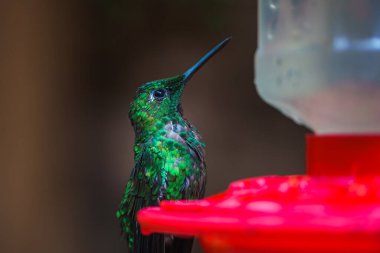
[117,141,205,252]
[117,144,165,251]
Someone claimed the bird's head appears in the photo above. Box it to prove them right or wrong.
[129,37,230,136]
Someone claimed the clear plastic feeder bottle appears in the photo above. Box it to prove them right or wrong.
[255,0,380,134]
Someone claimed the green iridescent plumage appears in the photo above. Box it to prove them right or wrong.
[117,38,230,253]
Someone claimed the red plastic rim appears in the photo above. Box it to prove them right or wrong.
[139,176,380,234]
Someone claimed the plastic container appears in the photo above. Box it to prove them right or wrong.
[136,1,380,252]
[255,0,380,133]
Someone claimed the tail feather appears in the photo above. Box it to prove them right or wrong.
[132,231,192,253]
[165,237,194,253]
[134,233,165,253]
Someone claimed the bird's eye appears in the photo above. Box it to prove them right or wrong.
[152,88,167,100]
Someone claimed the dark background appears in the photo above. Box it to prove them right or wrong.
[0,1,309,252]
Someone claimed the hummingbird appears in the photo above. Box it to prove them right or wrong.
[116,37,231,253]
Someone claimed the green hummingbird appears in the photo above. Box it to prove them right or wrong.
[116,37,231,253]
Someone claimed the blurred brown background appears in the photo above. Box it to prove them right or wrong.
[0,1,309,252]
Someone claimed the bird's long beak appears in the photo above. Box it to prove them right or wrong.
[183,37,231,82]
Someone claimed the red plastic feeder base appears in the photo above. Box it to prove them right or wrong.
[138,135,380,253]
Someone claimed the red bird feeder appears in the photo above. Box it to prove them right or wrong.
[138,0,380,252]
[138,136,380,253]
